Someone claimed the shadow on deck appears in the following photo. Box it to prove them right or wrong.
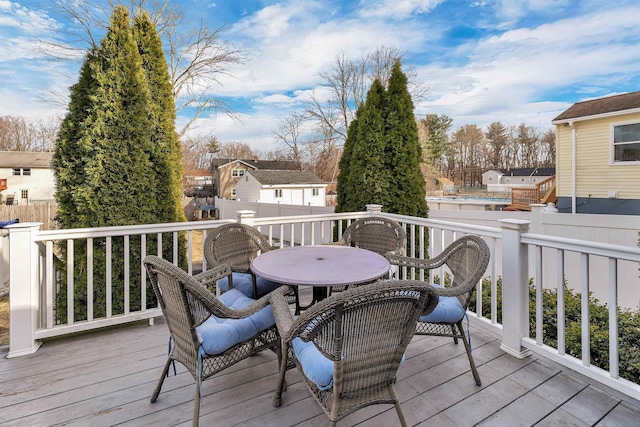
[1,314,639,426]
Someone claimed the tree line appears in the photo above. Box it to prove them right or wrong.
[420,116,556,187]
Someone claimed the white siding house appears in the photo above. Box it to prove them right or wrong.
[0,151,55,205]
[234,170,327,206]
[482,168,555,193]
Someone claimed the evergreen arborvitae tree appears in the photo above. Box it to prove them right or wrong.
[384,60,427,217]
[52,6,185,322]
[133,12,186,226]
[336,60,427,218]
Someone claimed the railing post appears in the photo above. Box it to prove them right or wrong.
[7,222,43,357]
[366,204,383,214]
[237,210,256,226]
[499,219,533,359]
[529,204,545,234]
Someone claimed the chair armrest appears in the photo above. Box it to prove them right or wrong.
[386,253,446,270]
[193,263,233,290]
[385,254,480,299]
[188,276,274,320]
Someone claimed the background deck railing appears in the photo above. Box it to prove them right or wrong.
[3,204,640,401]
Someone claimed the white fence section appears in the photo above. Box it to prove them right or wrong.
[3,204,640,401]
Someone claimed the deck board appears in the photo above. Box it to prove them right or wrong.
[1,316,639,426]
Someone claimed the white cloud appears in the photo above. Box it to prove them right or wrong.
[414,5,640,130]
[360,0,444,20]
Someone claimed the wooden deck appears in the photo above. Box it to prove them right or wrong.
[2,315,640,426]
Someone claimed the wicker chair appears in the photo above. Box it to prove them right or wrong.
[327,217,406,294]
[386,235,490,386]
[270,280,439,427]
[144,255,279,427]
[331,216,406,256]
[203,223,279,297]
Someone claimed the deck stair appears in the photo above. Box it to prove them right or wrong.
[505,175,556,211]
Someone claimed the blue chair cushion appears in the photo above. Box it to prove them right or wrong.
[195,289,275,356]
[291,338,406,391]
[419,284,466,323]
[292,337,334,390]
[217,272,282,297]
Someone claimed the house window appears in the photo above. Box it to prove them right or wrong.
[22,168,31,176]
[12,168,20,176]
[312,188,319,196]
[613,123,640,163]
[232,169,245,177]
[274,189,283,198]
[231,188,237,196]
[21,189,28,199]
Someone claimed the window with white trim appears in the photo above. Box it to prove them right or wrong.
[21,189,28,199]
[231,188,237,196]
[232,169,245,177]
[613,123,640,163]
[312,188,319,196]
[274,189,283,198]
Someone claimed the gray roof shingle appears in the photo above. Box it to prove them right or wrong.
[246,170,326,185]
[0,151,53,168]
[553,91,640,122]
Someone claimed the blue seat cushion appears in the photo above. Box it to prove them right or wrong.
[195,289,275,356]
[291,338,406,391]
[292,337,334,390]
[419,284,466,323]
[217,273,282,297]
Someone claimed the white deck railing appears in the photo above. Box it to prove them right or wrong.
[3,204,640,401]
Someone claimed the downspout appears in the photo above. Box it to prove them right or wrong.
[569,121,576,214]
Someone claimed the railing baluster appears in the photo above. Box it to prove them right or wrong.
[609,257,619,379]
[45,241,54,329]
[535,245,543,346]
[87,237,93,322]
[141,234,146,311]
[124,235,130,315]
[490,237,497,324]
[557,249,565,355]
[581,252,590,366]
[106,236,112,318]
[173,231,178,265]
[67,239,74,325]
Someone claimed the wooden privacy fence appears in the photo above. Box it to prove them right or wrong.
[0,203,58,230]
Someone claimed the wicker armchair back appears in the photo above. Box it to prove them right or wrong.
[386,235,490,385]
[144,255,279,427]
[270,280,439,426]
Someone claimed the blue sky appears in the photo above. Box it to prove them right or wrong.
[2,0,640,151]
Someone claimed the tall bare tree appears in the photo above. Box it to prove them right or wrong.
[304,45,427,149]
[40,0,245,136]
[0,115,59,152]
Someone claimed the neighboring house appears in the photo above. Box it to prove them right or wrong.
[552,91,640,214]
[234,170,327,206]
[184,169,213,190]
[211,159,299,199]
[482,168,555,193]
[0,151,55,205]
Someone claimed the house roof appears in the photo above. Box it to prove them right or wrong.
[486,167,555,177]
[0,151,53,168]
[211,158,300,171]
[552,91,640,122]
[246,170,326,186]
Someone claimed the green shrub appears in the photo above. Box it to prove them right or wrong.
[469,276,640,383]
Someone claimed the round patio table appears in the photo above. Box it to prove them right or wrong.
[250,245,390,306]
